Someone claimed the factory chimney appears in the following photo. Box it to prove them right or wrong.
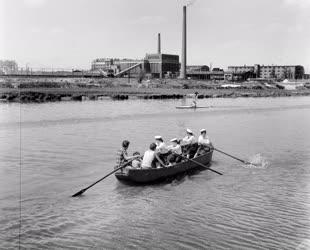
[180,5,187,79]
[157,33,161,54]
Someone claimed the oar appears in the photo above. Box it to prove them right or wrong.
[213,147,253,165]
[72,159,134,197]
[176,153,223,175]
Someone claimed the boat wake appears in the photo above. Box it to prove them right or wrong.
[244,154,269,169]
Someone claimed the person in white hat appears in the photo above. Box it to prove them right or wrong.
[181,129,198,158]
[198,129,211,146]
[167,138,182,166]
[195,129,213,157]
[154,136,169,154]
[182,129,196,145]
[154,135,169,164]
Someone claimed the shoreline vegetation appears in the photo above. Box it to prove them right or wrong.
[0,76,310,103]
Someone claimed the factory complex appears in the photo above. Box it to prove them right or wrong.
[1,5,308,82]
[90,5,306,82]
[91,57,306,82]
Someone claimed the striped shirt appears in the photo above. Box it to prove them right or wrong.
[115,148,128,169]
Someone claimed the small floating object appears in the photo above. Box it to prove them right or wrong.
[175,106,211,109]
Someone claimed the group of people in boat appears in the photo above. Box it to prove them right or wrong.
[115,128,213,172]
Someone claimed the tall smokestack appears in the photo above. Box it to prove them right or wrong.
[180,5,187,79]
[158,33,161,54]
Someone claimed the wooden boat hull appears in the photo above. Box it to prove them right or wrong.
[115,150,213,184]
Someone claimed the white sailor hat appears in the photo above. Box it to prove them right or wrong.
[186,128,193,134]
[170,138,178,142]
[154,135,162,140]
[200,129,206,133]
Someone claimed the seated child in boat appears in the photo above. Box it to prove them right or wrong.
[131,151,142,168]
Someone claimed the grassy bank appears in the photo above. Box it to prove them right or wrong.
[0,76,309,103]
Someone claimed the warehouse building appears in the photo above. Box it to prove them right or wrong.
[259,65,304,79]
[91,58,114,71]
[228,64,304,80]
[144,53,179,78]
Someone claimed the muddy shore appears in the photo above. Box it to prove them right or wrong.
[0,76,309,103]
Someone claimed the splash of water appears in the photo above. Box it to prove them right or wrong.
[243,154,269,169]
[187,0,196,7]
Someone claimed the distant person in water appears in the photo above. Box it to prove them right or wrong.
[191,92,199,108]
[115,140,139,172]
[191,100,197,108]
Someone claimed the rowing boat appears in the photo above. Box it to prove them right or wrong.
[115,150,213,184]
[175,106,211,109]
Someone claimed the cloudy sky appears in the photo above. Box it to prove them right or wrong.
[0,0,309,71]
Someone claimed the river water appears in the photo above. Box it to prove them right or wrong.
[0,97,310,249]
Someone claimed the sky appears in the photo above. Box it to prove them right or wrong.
[0,0,310,71]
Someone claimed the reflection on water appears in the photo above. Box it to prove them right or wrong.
[0,97,310,249]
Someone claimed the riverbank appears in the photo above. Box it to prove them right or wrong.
[0,76,310,103]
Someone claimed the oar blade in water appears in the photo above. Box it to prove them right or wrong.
[72,188,87,197]
[244,154,269,168]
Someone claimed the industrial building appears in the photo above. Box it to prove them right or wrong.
[0,60,18,74]
[91,33,179,78]
[228,64,305,80]
[90,6,187,79]
[144,53,179,78]
[91,5,307,82]
[91,58,114,71]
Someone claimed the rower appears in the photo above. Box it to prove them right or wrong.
[182,129,196,145]
[167,138,182,166]
[154,135,170,163]
[115,140,139,173]
[181,129,198,158]
[141,143,165,169]
[195,129,213,157]
[198,129,211,146]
